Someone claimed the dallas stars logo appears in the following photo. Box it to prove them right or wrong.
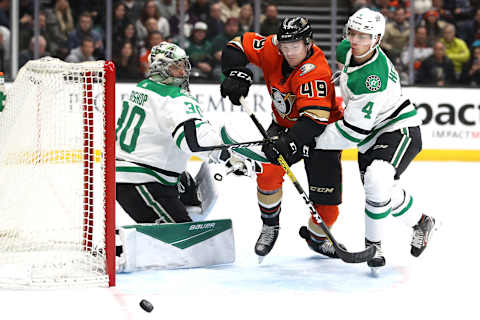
[365,75,381,91]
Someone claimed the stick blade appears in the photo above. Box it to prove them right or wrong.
[335,244,376,264]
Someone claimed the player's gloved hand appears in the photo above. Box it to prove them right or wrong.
[262,130,304,166]
[220,67,253,105]
[218,149,261,177]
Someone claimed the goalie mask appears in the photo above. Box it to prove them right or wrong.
[345,8,386,59]
[147,41,191,89]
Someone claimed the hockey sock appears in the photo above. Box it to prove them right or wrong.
[257,187,282,226]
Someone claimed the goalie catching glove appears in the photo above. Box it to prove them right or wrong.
[220,67,253,105]
[217,149,261,177]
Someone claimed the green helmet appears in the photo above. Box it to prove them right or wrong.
[147,41,191,88]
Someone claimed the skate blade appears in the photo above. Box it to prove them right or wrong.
[369,267,383,277]
[257,255,266,264]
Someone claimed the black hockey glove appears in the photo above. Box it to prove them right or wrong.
[220,67,253,105]
[262,131,303,166]
[262,117,326,166]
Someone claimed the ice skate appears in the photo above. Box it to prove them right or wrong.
[411,214,436,257]
[365,238,385,276]
[255,224,280,263]
[299,226,345,258]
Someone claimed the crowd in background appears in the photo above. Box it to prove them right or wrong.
[0,0,282,83]
[351,0,480,86]
[0,0,479,87]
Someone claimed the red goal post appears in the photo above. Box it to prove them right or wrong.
[0,58,115,288]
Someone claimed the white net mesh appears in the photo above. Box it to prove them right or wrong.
[0,57,113,288]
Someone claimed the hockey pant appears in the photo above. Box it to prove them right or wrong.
[116,182,192,224]
[256,148,342,235]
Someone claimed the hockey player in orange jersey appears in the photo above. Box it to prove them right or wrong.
[220,17,345,261]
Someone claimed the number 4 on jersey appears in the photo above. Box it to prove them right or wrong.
[362,101,374,119]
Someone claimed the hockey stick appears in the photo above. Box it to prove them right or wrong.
[239,97,375,263]
[184,119,273,152]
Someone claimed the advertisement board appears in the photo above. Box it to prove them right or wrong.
[116,84,480,161]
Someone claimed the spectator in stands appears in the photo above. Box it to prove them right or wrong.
[440,23,470,78]
[460,42,480,86]
[210,17,239,80]
[458,8,480,48]
[44,0,74,59]
[137,0,170,40]
[219,0,240,23]
[67,12,103,56]
[116,22,141,53]
[0,0,9,28]
[113,2,131,44]
[157,0,176,20]
[189,0,210,25]
[260,3,280,36]
[399,25,433,83]
[138,17,161,47]
[19,35,49,68]
[70,0,104,28]
[114,41,142,82]
[168,0,193,43]
[416,40,455,85]
[139,30,164,75]
[206,2,224,40]
[123,0,143,24]
[187,21,214,81]
[381,7,411,64]
[413,0,433,18]
[443,0,473,24]
[238,3,254,35]
[65,36,95,63]
[0,26,9,72]
[431,0,455,23]
[419,9,447,46]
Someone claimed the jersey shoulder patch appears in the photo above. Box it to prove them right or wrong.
[336,40,351,65]
[346,51,389,95]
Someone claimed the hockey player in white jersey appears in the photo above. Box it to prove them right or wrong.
[116,41,255,224]
[315,8,436,272]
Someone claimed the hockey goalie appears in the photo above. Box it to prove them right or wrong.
[115,42,263,272]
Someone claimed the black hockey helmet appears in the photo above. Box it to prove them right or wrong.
[277,17,313,44]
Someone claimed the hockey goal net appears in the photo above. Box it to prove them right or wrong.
[0,58,115,288]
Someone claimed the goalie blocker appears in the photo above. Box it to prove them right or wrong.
[117,219,235,272]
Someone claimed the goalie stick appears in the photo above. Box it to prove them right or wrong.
[184,119,273,152]
[238,97,376,264]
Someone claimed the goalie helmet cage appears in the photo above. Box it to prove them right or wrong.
[0,58,115,288]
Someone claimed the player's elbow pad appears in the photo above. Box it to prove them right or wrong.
[289,116,327,147]
[221,45,249,75]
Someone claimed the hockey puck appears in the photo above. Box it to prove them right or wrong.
[139,299,154,312]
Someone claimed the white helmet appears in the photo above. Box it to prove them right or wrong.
[345,8,386,58]
[147,41,191,88]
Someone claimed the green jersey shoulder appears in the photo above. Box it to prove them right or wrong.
[336,40,399,95]
[137,79,196,101]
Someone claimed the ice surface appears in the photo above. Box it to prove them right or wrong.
[1,161,478,320]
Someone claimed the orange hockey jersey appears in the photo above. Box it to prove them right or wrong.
[230,32,340,128]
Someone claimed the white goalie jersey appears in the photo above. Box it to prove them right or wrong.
[116,79,221,185]
[315,40,422,153]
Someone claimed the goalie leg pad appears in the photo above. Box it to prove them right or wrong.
[117,219,235,272]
